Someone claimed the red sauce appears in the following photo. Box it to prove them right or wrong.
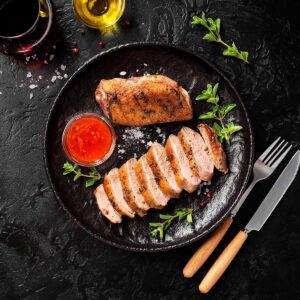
[65,117,113,163]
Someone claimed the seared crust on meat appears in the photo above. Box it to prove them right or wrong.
[95,75,193,126]
[94,124,228,223]
[165,135,200,193]
[94,185,122,223]
[178,127,214,182]
[198,124,228,173]
[134,155,169,209]
[146,143,182,198]
[119,159,149,217]
[103,168,135,218]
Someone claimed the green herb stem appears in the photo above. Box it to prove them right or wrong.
[63,162,102,188]
[192,12,249,63]
[197,83,243,143]
[149,208,193,239]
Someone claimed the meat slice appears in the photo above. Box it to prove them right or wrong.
[119,158,150,217]
[103,168,135,218]
[134,155,170,209]
[165,135,201,193]
[178,127,214,182]
[198,124,228,173]
[146,142,182,198]
[95,75,193,126]
[94,185,122,224]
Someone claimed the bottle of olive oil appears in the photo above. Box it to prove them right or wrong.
[73,0,125,28]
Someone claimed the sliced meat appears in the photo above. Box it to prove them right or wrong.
[103,168,135,218]
[178,127,214,182]
[134,155,170,209]
[146,142,182,198]
[94,185,122,224]
[198,124,228,173]
[119,158,150,217]
[165,134,201,193]
[95,75,193,126]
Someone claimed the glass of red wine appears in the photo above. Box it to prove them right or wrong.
[0,0,53,54]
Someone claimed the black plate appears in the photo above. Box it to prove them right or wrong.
[44,43,254,252]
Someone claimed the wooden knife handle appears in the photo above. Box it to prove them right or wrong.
[183,216,233,278]
[199,230,248,293]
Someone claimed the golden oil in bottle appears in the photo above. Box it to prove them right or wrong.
[73,0,125,29]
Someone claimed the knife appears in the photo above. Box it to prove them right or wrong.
[199,150,300,293]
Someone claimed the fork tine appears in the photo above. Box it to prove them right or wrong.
[265,140,287,165]
[270,145,292,169]
[259,137,282,161]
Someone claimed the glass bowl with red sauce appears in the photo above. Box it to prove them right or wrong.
[62,112,116,167]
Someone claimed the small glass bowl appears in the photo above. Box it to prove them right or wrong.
[62,112,116,167]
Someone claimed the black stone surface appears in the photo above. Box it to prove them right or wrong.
[0,0,299,299]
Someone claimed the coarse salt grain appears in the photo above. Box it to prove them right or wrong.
[119,71,127,76]
[64,74,68,79]
[44,60,48,64]
[27,72,32,78]
[49,54,55,61]
[51,76,57,83]
[60,64,66,71]
[38,75,42,79]
[29,84,38,89]
[29,93,33,99]
[0,92,2,95]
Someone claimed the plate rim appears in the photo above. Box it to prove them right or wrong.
[44,42,254,252]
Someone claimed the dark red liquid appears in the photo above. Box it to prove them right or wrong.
[0,0,39,37]
[0,0,53,54]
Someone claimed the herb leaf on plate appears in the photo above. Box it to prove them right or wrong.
[192,12,249,63]
[149,208,193,239]
[63,162,102,188]
[196,83,243,143]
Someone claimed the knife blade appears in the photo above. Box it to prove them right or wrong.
[245,150,300,233]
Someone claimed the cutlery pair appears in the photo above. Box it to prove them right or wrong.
[183,137,299,293]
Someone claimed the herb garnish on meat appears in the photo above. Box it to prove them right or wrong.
[196,83,243,143]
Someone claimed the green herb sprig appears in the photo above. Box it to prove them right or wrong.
[197,83,243,143]
[149,208,193,239]
[192,12,249,63]
[63,162,102,187]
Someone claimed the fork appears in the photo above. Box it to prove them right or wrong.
[183,137,292,278]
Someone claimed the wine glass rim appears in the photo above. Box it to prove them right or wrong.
[0,0,41,39]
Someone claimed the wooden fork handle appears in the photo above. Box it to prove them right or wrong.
[199,230,248,293]
[183,216,233,278]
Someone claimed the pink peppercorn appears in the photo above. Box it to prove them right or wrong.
[206,192,212,199]
[72,47,79,54]
[98,42,105,47]
[125,18,131,27]
[200,201,207,207]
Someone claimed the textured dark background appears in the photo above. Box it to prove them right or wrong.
[0,0,300,299]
